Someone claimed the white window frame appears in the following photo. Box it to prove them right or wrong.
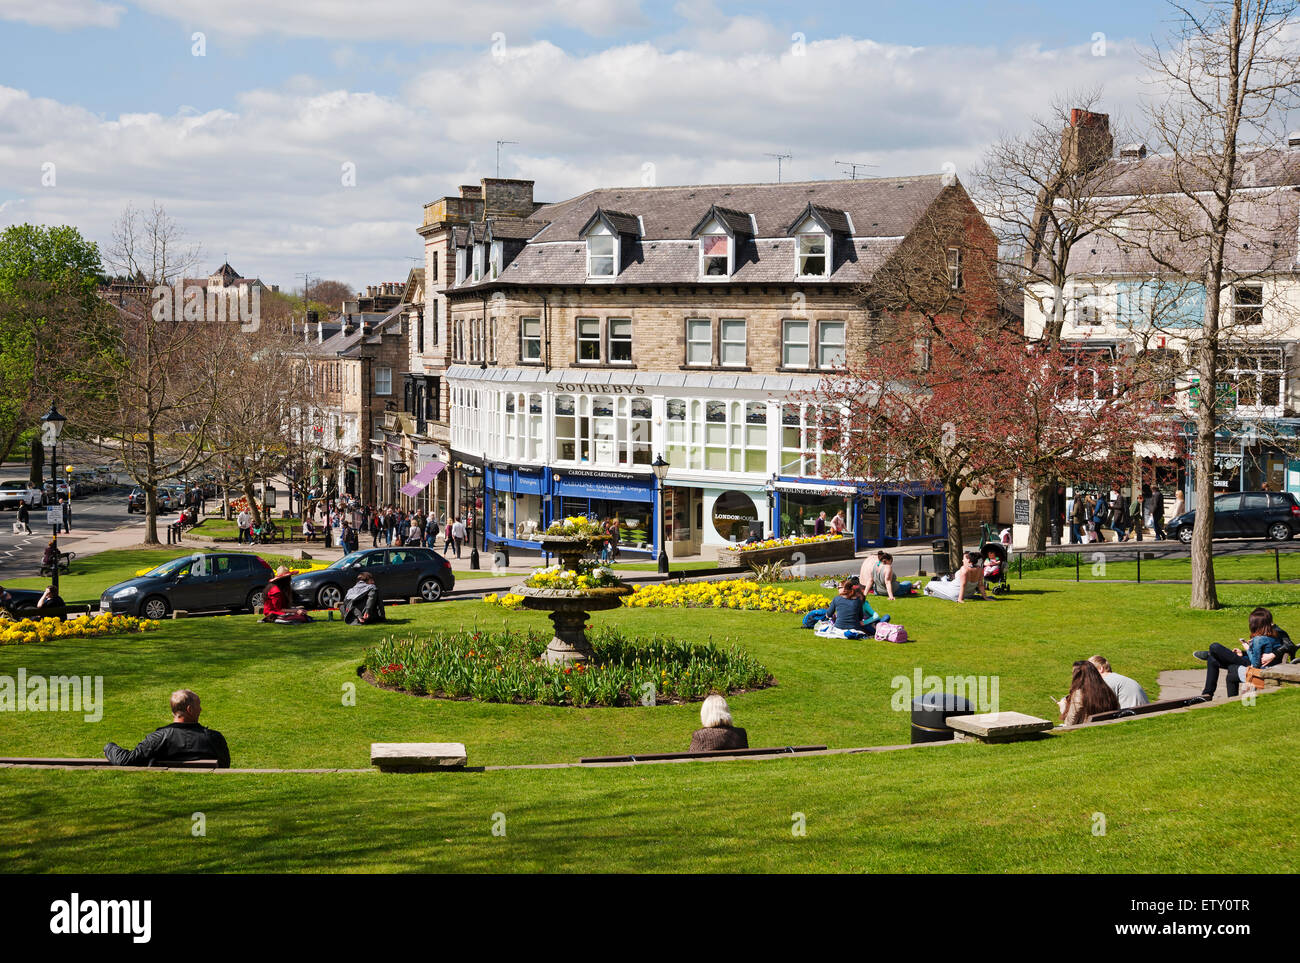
[490,241,503,279]
[797,232,829,278]
[586,227,617,279]
[472,245,484,283]
[607,318,633,365]
[577,317,601,364]
[374,366,392,396]
[520,317,542,363]
[720,318,747,367]
[818,320,846,369]
[686,318,712,366]
[946,247,962,290]
[1231,283,1264,327]
[699,223,731,279]
[455,248,466,285]
[783,319,811,368]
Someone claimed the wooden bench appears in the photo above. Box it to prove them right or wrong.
[0,757,220,769]
[1085,694,1211,723]
[580,745,828,764]
[370,742,467,772]
[947,712,1053,744]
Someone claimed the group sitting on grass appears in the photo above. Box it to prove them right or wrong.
[1195,607,1295,698]
[803,576,887,639]
[103,689,231,768]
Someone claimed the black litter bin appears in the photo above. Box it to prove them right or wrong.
[910,693,974,744]
[931,538,951,577]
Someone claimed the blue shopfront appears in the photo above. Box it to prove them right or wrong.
[485,465,661,556]
[772,478,946,551]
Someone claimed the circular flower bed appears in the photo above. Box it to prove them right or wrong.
[523,562,621,590]
[0,613,162,646]
[624,579,826,613]
[362,626,772,707]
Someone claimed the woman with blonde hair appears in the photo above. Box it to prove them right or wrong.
[688,694,748,752]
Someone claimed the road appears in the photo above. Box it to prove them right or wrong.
[0,488,146,581]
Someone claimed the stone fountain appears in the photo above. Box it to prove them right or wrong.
[514,534,632,665]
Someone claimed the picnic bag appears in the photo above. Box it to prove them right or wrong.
[874,622,908,643]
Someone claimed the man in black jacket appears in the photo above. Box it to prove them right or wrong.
[103,689,231,768]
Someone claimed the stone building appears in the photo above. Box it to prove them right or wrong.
[422,173,997,559]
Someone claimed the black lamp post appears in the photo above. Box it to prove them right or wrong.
[469,472,483,570]
[652,454,670,575]
[41,404,66,595]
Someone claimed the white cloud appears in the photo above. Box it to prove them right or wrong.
[129,0,647,41]
[0,24,1152,289]
[0,0,124,29]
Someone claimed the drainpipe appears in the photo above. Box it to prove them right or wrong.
[542,295,551,372]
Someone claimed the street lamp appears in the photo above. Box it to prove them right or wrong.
[469,472,484,570]
[41,403,66,595]
[652,454,670,575]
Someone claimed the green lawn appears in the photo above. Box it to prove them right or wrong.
[613,560,721,572]
[1,568,1297,872]
[1016,548,1300,583]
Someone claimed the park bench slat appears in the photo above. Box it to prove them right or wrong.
[0,757,219,769]
[1085,694,1211,723]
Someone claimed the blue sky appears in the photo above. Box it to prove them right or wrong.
[0,0,1177,290]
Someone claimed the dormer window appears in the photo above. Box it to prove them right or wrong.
[490,241,503,279]
[455,248,466,285]
[587,231,616,277]
[700,234,730,277]
[472,244,484,282]
[797,233,828,277]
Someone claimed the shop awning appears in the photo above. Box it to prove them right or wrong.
[400,460,445,497]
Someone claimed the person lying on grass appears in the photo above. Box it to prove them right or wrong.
[103,689,231,768]
[688,693,748,752]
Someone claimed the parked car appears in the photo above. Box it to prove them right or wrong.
[1166,490,1300,544]
[100,552,274,619]
[0,480,43,510]
[127,487,147,513]
[0,588,66,621]
[290,547,455,609]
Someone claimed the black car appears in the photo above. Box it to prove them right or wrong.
[1166,490,1300,544]
[290,548,455,609]
[100,552,273,619]
[0,588,67,621]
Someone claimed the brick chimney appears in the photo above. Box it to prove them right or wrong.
[481,178,535,218]
[459,184,482,199]
[1061,109,1114,175]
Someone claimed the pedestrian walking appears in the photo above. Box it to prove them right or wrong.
[1111,490,1129,542]
[451,517,466,559]
[1150,486,1165,540]
[13,502,32,535]
[59,496,71,534]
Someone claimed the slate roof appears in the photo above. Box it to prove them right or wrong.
[448,174,951,290]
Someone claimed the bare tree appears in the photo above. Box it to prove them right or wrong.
[1135,0,1300,609]
[91,205,219,544]
[968,91,1142,551]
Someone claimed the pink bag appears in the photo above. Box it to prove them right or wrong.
[874,622,908,643]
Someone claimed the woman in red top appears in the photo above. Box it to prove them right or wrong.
[262,566,310,622]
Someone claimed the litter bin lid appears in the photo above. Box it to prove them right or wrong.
[932,539,949,550]
[912,693,974,712]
